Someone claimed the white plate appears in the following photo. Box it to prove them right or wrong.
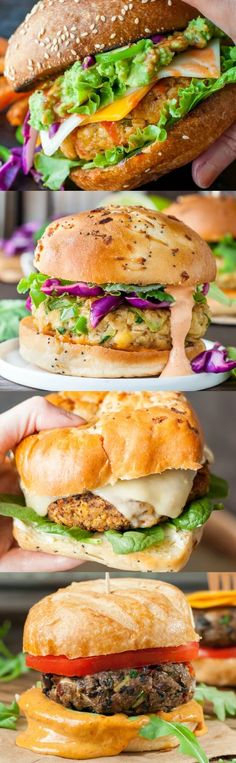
[211,315,236,326]
[0,339,230,391]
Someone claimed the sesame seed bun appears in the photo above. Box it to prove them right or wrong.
[5,0,197,91]
[70,87,236,190]
[166,194,236,242]
[34,206,216,286]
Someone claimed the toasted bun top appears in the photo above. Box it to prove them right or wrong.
[188,590,236,609]
[166,195,236,242]
[23,578,198,657]
[15,391,203,496]
[5,0,197,91]
[34,207,216,286]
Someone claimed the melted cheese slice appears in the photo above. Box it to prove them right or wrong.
[188,590,236,609]
[17,689,206,758]
[159,40,221,80]
[23,469,196,523]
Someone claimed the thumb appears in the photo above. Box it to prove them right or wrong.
[192,122,236,187]
[0,397,85,461]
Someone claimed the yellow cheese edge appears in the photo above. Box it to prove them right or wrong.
[187,590,236,609]
[17,688,206,759]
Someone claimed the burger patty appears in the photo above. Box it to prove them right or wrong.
[47,463,210,532]
[193,607,236,648]
[32,300,210,351]
[42,662,194,716]
[61,77,191,162]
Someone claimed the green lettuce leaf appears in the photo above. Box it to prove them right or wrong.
[172,497,224,532]
[194,684,236,722]
[105,525,165,554]
[34,151,79,191]
[0,501,97,544]
[0,300,28,341]
[102,283,174,302]
[212,234,236,274]
[0,700,20,730]
[207,473,229,499]
[138,716,208,763]
[0,620,29,684]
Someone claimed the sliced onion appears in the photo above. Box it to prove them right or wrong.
[90,295,123,328]
[40,115,85,156]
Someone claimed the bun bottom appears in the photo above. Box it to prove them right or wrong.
[17,689,204,759]
[208,291,236,317]
[19,317,204,378]
[193,656,236,687]
[70,86,236,190]
[13,520,201,572]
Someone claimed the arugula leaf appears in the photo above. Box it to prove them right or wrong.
[208,283,236,307]
[34,151,79,191]
[0,301,28,341]
[105,525,164,554]
[0,620,28,683]
[194,684,236,722]
[212,235,236,274]
[0,699,20,730]
[139,716,208,763]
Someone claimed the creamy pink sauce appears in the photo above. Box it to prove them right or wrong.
[160,285,194,377]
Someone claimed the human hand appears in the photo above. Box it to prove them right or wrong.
[183,0,236,187]
[0,396,85,572]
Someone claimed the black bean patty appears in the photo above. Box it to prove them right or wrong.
[193,607,236,648]
[47,463,210,533]
[42,663,194,716]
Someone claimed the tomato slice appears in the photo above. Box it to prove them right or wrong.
[26,642,199,676]
[199,646,236,659]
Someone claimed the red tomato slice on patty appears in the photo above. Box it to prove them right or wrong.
[26,642,199,676]
[199,646,236,659]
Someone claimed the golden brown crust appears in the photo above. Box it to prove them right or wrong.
[166,195,236,242]
[5,0,197,90]
[34,206,215,286]
[15,387,203,495]
[13,520,202,572]
[208,291,236,317]
[23,578,198,656]
[19,316,206,378]
[192,657,236,687]
[70,87,236,190]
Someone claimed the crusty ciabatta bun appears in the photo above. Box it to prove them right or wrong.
[34,206,216,286]
[15,390,204,496]
[70,88,236,191]
[19,317,205,378]
[23,578,198,655]
[166,194,236,242]
[13,391,204,572]
[17,580,205,757]
[5,0,197,91]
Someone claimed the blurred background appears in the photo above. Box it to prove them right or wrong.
[0,1,236,190]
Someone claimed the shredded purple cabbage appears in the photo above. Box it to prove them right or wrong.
[25,295,33,312]
[22,112,38,175]
[90,295,123,328]
[0,148,22,191]
[151,34,165,43]
[202,283,210,296]
[82,55,96,69]
[41,279,103,297]
[191,343,236,374]
[1,221,40,257]
[49,123,60,138]
[126,296,170,309]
